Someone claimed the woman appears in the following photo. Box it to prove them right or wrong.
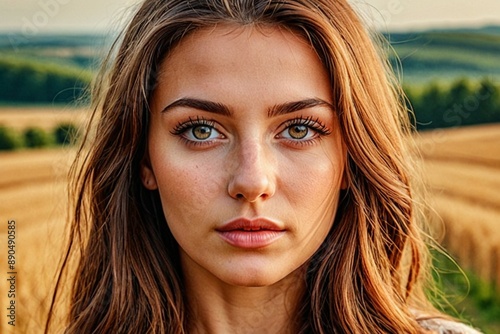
[48,0,481,333]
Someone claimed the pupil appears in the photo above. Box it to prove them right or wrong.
[193,126,212,140]
[289,125,308,139]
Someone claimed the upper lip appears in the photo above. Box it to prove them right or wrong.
[216,217,285,232]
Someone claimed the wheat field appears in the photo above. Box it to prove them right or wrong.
[0,107,87,131]
[0,108,498,333]
[417,125,500,285]
[0,148,74,333]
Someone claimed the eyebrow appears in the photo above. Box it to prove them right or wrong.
[160,97,333,117]
[161,98,232,116]
[268,98,334,118]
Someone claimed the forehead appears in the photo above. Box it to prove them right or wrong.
[153,24,331,103]
[168,24,312,57]
[161,24,325,74]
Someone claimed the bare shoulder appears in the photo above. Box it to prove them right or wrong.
[418,317,483,334]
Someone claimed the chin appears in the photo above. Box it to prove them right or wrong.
[220,265,301,288]
[213,264,278,285]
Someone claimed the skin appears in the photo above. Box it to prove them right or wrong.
[141,24,346,333]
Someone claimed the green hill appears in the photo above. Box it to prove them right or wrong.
[0,56,92,104]
[385,29,500,84]
[0,33,104,104]
[0,27,499,104]
[0,33,109,70]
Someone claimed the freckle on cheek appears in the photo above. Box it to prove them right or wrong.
[169,167,218,204]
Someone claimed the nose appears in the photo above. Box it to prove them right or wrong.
[227,140,276,202]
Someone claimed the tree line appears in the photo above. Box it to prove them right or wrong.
[0,57,91,104]
[404,78,500,130]
[0,123,79,151]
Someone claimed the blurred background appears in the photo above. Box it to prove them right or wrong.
[0,0,499,333]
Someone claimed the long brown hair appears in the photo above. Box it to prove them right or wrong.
[48,0,437,333]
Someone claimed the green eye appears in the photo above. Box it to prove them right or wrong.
[192,125,213,140]
[171,117,225,145]
[287,125,309,139]
[278,116,331,143]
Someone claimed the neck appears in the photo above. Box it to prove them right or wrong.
[182,259,305,334]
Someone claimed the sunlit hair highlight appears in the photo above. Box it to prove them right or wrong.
[47,0,438,333]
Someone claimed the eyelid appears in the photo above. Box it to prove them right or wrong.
[279,116,332,136]
[170,116,226,148]
[170,116,217,135]
[171,115,331,148]
[275,116,332,147]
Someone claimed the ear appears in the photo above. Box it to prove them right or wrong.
[140,156,158,190]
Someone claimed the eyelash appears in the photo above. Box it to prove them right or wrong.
[281,116,332,137]
[171,116,216,135]
[170,116,222,147]
[170,115,332,146]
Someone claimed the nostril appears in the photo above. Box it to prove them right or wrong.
[227,165,276,201]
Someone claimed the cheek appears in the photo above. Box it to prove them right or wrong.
[282,154,343,252]
[151,153,225,223]
[281,149,344,211]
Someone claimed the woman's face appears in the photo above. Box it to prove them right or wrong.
[142,25,345,287]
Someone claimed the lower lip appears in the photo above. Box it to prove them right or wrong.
[217,230,285,249]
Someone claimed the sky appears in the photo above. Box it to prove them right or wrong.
[1,0,500,34]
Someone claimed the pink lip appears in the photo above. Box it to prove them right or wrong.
[216,218,286,249]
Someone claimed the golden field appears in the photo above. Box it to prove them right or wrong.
[0,108,499,333]
[417,125,500,284]
[0,148,74,333]
[0,107,87,131]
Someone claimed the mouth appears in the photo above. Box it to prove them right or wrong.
[215,218,286,249]
[216,217,284,232]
